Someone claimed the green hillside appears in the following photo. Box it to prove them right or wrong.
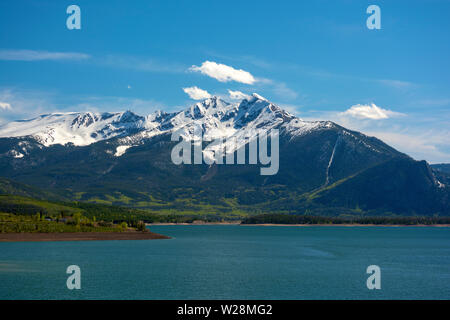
[0,177,64,201]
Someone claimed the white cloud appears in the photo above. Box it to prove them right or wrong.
[183,86,211,100]
[189,61,256,84]
[0,102,11,110]
[341,103,404,120]
[0,49,90,61]
[378,79,414,89]
[228,90,250,100]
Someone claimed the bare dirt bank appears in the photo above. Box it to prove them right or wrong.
[0,231,170,242]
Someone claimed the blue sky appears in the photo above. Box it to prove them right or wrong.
[0,0,449,163]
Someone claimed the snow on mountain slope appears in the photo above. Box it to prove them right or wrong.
[0,93,343,158]
[111,94,303,158]
[0,111,153,146]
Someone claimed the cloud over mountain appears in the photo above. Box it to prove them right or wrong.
[341,103,404,120]
[189,61,256,84]
[0,102,11,110]
[228,90,250,100]
[183,86,211,100]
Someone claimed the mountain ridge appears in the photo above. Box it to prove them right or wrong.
[0,94,346,153]
[0,94,448,217]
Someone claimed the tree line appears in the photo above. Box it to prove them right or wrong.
[241,214,450,225]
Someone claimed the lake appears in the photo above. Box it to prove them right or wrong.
[1,225,449,299]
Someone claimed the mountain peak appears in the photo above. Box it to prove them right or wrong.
[200,96,229,108]
[116,110,144,123]
[0,94,311,148]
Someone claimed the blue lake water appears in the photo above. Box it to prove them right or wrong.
[0,225,449,299]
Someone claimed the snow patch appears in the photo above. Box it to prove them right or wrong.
[325,136,340,185]
[114,145,132,157]
[0,94,385,165]
[0,111,151,147]
[10,150,24,158]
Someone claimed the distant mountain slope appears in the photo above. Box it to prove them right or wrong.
[0,94,448,216]
[0,111,150,147]
[293,158,450,216]
[0,177,65,201]
[0,194,82,216]
[431,163,450,174]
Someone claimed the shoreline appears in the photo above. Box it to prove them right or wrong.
[241,223,450,227]
[147,222,240,226]
[0,231,171,242]
[1,223,448,241]
[148,222,450,227]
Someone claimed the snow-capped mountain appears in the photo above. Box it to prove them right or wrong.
[0,93,448,216]
[0,94,339,158]
[0,110,149,147]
